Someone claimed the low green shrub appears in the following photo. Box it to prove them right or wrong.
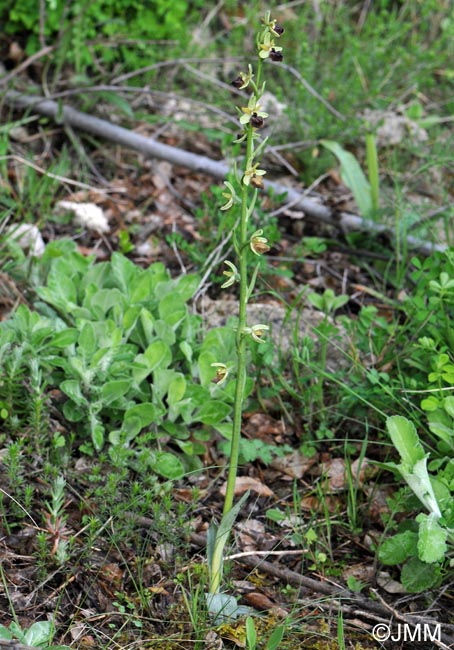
[0,240,237,477]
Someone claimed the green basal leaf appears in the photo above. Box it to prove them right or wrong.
[205,592,246,623]
[266,625,285,650]
[400,557,442,593]
[378,530,418,565]
[246,617,257,650]
[0,625,14,640]
[404,457,442,518]
[24,620,53,646]
[416,512,448,563]
[321,139,372,217]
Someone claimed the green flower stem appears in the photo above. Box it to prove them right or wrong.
[222,123,254,517]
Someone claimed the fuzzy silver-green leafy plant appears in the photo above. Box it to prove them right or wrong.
[206,11,285,620]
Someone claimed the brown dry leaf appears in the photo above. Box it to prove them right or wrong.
[377,571,407,594]
[321,457,345,491]
[205,630,225,650]
[342,562,375,584]
[270,450,319,479]
[245,412,285,440]
[350,456,377,485]
[300,494,342,514]
[237,518,266,552]
[365,485,393,523]
[219,476,274,497]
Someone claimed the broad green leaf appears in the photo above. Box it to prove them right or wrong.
[158,294,186,327]
[130,273,153,303]
[403,457,442,518]
[443,396,454,418]
[6,623,26,642]
[307,292,324,311]
[154,319,176,345]
[124,402,157,428]
[91,422,104,451]
[122,416,142,441]
[417,513,448,563]
[62,401,85,422]
[179,340,193,364]
[78,321,97,358]
[246,617,257,650]
[400,557,441,593]
[198,350,217,387]
[195,400,231,425]
[123,305,141,333]
[0,626,14,640]
[378,530,418,565]
[50,328,78,347]
[101,380,130,404]
[427,409,454,443]
[153,451,184,479]
[421,395,440,412]
[266,626,285,650]
[175,274,199,301]
[144,340,172,371]
[111,252,139,295]
[321,139,372,217]
[386,415,425,466]
[205,592,242,623]
[208,492,249,594]
[167,374,186,406]
[23,620,53,646]
[60,380,87,406]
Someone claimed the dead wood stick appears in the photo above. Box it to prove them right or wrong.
[4,90,444,255]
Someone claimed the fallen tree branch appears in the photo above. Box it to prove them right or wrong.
[3,90,445,255]
[189,531,454,650]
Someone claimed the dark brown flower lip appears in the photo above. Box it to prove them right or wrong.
[250,175,265,189]
[250,113,265,128]
[231,76,244,88]
[269,48,283,62]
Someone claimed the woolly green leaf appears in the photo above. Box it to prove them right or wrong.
[321,139,372,217]
[417,513,448,563]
